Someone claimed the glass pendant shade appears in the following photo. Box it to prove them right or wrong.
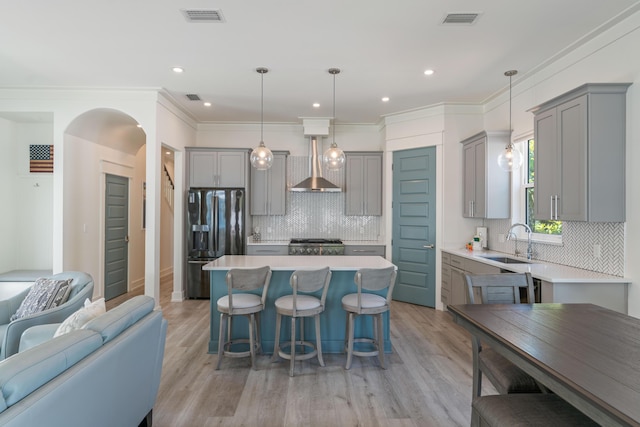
[250,67,273,170]
[323,142,346,171]
[497,143,523,172]
[323,68,346,171]
[498,69,521,172]
[250,141,274,170]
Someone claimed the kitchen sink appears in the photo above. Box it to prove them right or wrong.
[480,256,531,264]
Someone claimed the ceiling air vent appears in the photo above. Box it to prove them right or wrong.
[186,94,201,101]
[442,13,480,25]
[181,9,226,23]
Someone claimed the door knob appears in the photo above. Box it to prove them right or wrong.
[125,235,130,243]
[423,244,435,249]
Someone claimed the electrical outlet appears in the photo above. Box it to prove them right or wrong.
[593,244,602,258]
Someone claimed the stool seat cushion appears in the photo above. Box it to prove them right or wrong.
[472,394,599,427]
[217,294,262,310]
[342,293,386,310]
[275,295,320,311]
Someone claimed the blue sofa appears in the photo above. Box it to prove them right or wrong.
[0,295,167,427]
[0,271,94,359]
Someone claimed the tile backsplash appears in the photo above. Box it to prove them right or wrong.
[485,219,625,276]
[251,156,381,241]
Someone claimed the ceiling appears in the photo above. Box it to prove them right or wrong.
[1,0,639,125]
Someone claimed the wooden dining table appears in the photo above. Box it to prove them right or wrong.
[448,303,640,427]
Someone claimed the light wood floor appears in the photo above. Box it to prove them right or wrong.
[111,276,496,427]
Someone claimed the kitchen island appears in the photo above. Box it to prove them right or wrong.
[204,255,396,354]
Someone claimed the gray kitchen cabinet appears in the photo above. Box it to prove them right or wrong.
[344,245,385,256]
[460,131,510,219]
[250,151,288,215]
[246,245,289,255]
[441,252,451,307]
[188,149,248,188]
[345,152,382,216]
[531,83,630,222]
[442,251,501,307]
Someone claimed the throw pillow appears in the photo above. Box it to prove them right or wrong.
[10,278,73,321]
[54,298,106,337]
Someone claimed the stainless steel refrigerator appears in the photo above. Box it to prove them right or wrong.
[186,188,245,298]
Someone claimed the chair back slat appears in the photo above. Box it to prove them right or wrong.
[226,266,271,291]
[290,267,331,293]
[465,273,534,304]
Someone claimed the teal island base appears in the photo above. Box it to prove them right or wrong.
[208,269,391,355]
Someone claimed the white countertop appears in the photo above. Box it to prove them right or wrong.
[246,239,385,246]
[203,255,395,271]
[442,248,628,284]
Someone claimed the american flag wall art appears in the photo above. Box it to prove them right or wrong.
[29,145,54,173]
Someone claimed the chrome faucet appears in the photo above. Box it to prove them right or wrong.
[506,223,533,260]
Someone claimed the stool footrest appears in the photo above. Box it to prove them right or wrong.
[278,340,318,361]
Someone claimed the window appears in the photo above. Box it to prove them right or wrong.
[524,139,562,239]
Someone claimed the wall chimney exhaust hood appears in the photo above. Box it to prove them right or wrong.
[290,136,342,192]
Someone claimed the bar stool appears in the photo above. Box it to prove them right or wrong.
[272,267,332,377]
[216,266,272,370]
[342,266,397,370]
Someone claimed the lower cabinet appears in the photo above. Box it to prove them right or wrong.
[246,245,288,256]
[441,251,501,307]
[344,245,385,256]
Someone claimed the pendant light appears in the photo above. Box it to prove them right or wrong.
[323,68,346,171]
[250,67,274,170]
[497,69,523,172]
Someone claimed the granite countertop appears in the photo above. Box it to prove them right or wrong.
[442,247,628,284]
[204,255,395,271]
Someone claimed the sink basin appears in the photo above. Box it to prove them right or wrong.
[480,256,530,264]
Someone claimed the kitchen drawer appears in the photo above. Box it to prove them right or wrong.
[450,254,465,269]
[465,259,501,275]
[441,287,450,307]
[442,251,451,265]
[344,245,385,256]
[246,245,288,256]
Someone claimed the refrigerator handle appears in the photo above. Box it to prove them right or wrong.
[213,195,219,252]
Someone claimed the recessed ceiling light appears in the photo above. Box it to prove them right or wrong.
[136,124,142,128]
[203,102,212,107]
[382,97,390,102]
[313,103,320,108]
[424,69,435,76]
[166,151,171,155]
[172,67,184,73]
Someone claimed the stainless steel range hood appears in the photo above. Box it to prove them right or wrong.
[290,136,341,192]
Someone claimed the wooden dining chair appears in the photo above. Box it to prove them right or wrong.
[464,273,542,398]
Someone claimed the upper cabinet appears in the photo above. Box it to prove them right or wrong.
[530,83,631,222]
[345,152,382,216]
[188,149,248,188]
[461,131,510,219]
[250,151,288,216]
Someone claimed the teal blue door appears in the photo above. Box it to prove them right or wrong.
[105,174,129,300]
[392,147,436,307]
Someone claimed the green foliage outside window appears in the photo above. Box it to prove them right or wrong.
[526,139,562,235]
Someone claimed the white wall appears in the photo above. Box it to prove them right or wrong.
[381,11,640,316]
[0,118,18,273]
[0,119,54,272]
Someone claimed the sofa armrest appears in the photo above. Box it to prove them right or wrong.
[1,283,93,360]
[0,329,102,412]
[0,288,32,325]
[18,324,60,352]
